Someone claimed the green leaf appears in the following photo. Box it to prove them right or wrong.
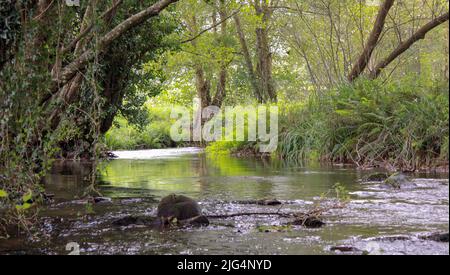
[335,109,353,117]
[15,203,32,211]
[22,191,33,202]
[0,189,8,198]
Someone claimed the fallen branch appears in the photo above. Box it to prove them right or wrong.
[206,212,293,219]
[206,209,330,228]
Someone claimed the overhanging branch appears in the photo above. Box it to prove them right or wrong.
[371,12,449,78]
[42,0,180,105]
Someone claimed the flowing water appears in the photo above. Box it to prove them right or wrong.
[1,148,448,255]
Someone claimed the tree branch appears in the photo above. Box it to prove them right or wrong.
[347,0,395,82]
[42,0,179,104]
[180,6,242,44]
[59,0,124,56]
[371,12,449,78]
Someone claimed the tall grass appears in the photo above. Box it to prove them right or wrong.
[278,78,449,170]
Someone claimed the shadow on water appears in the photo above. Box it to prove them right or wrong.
[0,148,448,255]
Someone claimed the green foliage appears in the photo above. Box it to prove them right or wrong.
[1,0,449,235]
[0,1,180,234]
[278,101,328,163]
[278,78,449,169]
[333,183,350,203]
[104,106,182,150]
[205,140,252,155]
[85,202,95,215]
[204,106,269,156]
[0,0,21,67]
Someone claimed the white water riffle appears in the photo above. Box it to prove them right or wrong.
[112,147,204,159]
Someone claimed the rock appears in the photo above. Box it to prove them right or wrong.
[363,172,389,182]
[420,232,449,243]
[371,235,411,242]
[106,152,118,159]
[288,217,325,228]
[258,199,282,206]
[330,246,360,253]
[384,173,410,189]
[157,194,203,220]
[92,197,112,204]
[233,199,282,206]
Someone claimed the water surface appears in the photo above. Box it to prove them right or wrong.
[1,148,448,255]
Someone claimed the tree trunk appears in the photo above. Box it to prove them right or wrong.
[212,0,228,107]
[195,65,212,108]
[212,68,227,107]
[347,0,395,82]
[254,0,276,102]
[233,14,262,102]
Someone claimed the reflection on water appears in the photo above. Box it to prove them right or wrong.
[0,148,448,255]
[100,150,360,201]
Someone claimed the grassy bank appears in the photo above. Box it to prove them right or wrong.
[104,106,183,150]
[104,79,448,171]
[207,79,449,171]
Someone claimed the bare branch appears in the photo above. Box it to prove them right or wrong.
[371,12,449,78]
[180,6,242,44]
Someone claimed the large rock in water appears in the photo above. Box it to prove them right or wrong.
[157,194,209,225]
[421,232,449,243]
[363,172,389,182]
[384,173,410,189]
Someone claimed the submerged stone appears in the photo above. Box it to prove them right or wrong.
[258,199,282,206]
[363,172,389,182]
[234,199,282,206]
[330,246,360,253]
[288,217,325,228]
[421,232,449,243]
[92,197,112,204]
[384,173,410,189]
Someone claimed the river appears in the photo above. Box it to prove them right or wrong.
[0,148,448,255]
